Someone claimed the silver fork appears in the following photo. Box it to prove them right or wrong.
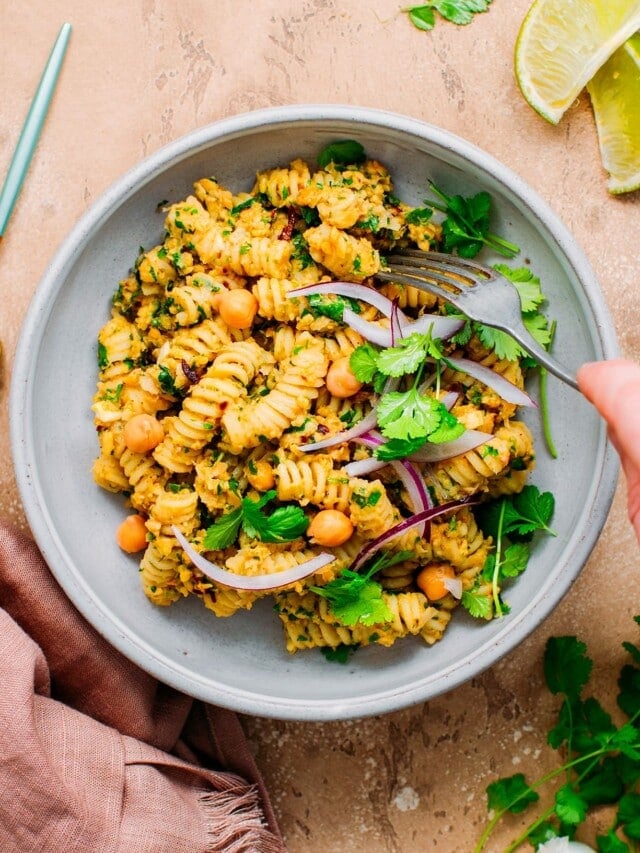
[376,249,578,390]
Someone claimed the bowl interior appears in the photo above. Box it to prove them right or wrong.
[11,107,618,720]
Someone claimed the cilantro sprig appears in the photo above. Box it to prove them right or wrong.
[349,329,466,459]
[476,616,640,852]
[425,182,519,259]
[311,551,412,629]
[405,1,493,31]
[462,485,556,619]
[203,490,309,549]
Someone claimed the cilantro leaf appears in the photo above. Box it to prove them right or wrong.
[242,490,309,543]
[475,324,524,361]
[543,636,592,702]
[312,570,393,627]
[461,586,492,619]
[486,773,539,815]
[405,206,434,224]
[307,293,361,323]
[375,435,429,461]
[317,140,366,168]
[479,486,556,541]
[203,506,243,550]
[321,644,359,663]
[376,388,442,440]
[554,784,588,826]
[617,793,640,840]
[376,332,433,377]
[497,542,530,578]
[493,264,545,313]
[596,830,631,852]
[426,406,466,443]
[205,491,309,548]
[349,343,380,384]
[424,181,519,259]
[407,6,436,29]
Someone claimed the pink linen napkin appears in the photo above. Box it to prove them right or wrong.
[0,521,285,852]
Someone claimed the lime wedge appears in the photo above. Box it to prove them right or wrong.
[515,0,640,124]
[587,34,640,194]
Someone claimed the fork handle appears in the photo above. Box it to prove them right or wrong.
[506,325,579,390]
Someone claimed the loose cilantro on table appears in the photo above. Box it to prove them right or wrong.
[476,616,640,852]
[463,485,556,620]
[203,490,309,550]
[311,550,413,630]
[405,0,493,31]
[424,182,519,258]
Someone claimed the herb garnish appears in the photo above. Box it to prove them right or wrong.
[307,293,362,323]
[317,140,366,169]
[349,329,466,459]
[424,182,519,258]
[311,550,413,628]
[463,485,556,619]
[405,1,493,32]
[476,616,640,852]
[203,490,309,549]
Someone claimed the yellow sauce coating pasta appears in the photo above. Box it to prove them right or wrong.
[92,148,540,657]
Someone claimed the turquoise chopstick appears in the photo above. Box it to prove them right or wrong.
[0,22,72,238]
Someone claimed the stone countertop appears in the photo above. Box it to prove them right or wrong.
[1,2,639,850]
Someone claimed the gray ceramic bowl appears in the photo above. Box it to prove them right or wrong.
[11,105,619,720]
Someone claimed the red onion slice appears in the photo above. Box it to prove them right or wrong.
[409,314,465,339]
[443,576,463,600]
[390,459,433,536]
[344,456,386,477]
[446,356,537,407]
[288,281,407,320]
[172,527,335,591]
[350,497,479,573]
[408,429,494,462]
[299,408,379,452]
[343,308,392,347]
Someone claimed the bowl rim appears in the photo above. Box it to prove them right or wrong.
[10,104,620,720]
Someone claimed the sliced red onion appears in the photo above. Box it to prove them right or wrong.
[446,357,537,407]
[298,408,379,452]
[443,576,463,600]
[409,314,465,339]
[390,459,432,536]
[390,299,403,345]
[288,281,407,320]
[439,390,459,411]
[342,307,465,349]
[172,527,335,591]
[350,497,479,573]
[343,308,392,347]
[344,456,386,477]
[408,430,494,462]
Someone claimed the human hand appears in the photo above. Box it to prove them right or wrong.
[577,359,640,543]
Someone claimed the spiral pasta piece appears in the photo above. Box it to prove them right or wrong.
[220,343,328,454]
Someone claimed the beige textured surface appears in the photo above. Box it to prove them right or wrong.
[1,2,639,850]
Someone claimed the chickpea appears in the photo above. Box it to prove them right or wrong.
[326,356,363,399]
[217,288,258,329]
[123,413,165,453]
[416,564,456,601]
[116,514,148,553]
[246,459,275,492]
[307,509,354,547]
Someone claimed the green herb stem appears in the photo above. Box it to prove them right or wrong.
[539,319,558,459]
[491,500,506,617]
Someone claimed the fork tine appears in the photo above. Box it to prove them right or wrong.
[389,250,492,280]
[376,267,466,297]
